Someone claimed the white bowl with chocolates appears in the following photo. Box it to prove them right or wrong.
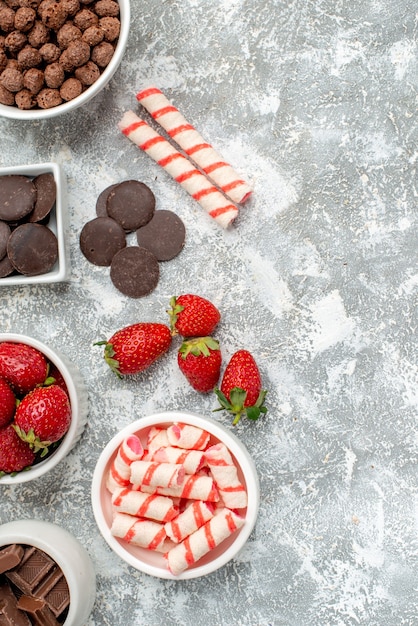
[0,0,130,120]
[0,162,68,285]
[0,519,96,626]
[0,333,89,484]
[91,411,260,579]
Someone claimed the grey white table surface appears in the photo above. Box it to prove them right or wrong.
[0,1,417,624]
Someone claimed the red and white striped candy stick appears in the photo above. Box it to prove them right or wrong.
[147,426,169,453]
[165,508,245,575]
[118,111,239,229]
[106,435,144,493]
[204,443,248,509]
[112,487,179,523]
[111,512,168,551]
[136,87,253,205]
[139,473,219,502]
[130,460,185,489]
[166,422,210,450]
[165,500,214,544]
[152,446,206,475]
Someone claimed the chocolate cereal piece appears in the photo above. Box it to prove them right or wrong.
[0,220,11,259]
[7,222,58,275]
[107,180,155,231]
[0,174,36,221]
[29,172,56,222]
[80,216,126,266]
[136,210,186,261]
[36,85,62,107]
[110,246,160,298]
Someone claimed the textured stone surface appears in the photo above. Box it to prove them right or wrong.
[0,1,417,624]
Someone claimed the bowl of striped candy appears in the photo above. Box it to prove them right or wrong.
[91,410,260,579]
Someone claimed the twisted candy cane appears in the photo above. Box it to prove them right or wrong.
[166,423,210,450]
[106,435,144,493]
[136,86,253,205]
[164,500,214,544]
[165,508,245,575]
[112,487,179,523]
[111,513,168,551]
[205,443,248,509]
[130,460,185,489]
[118,111,239,229]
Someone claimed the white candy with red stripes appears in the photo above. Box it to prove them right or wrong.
[106,435,144,493]
[164,508,245,575]
[166,422,210,450]
[164,500,215,544]
[111,487,179,523]
[111,512,170,552]
[204,442,248,509]
[130,460,185,489]
[136,86,253,205]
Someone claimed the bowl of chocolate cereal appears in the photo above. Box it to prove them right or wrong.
[0,0,130,120]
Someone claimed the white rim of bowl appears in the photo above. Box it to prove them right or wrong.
[0,0,130,121]
[0,333,81,484]
[91,410,260,580]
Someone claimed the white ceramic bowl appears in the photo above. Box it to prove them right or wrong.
[0,333,89,484]
[0,519,96,626]
[0,162,68,285]
[92,410,260,580]
[0,0,130,121]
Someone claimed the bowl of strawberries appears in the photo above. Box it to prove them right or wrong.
[0,333,88,484]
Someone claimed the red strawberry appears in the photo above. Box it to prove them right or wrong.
[177,337,222,393]
[48,363,68,395]
[214,350,267,425]
[0,424,36,476]
[14,385,71,456]
[0,342,48,396]
[96,323,172,377]
[0,377,16,428]
[167,294,221,337]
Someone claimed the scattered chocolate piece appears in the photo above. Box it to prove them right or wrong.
[110,246,159,298]
[0,544,24,575]
[5,546,55,595]
[136,209,186,261]
[95,182,118,217]
[7,222,58,275]
[107,180,155,231]
[0,220,11,260]
[17,596,60,625]
[0,579,31,626]
[0,175,36,221]
[80,216,126,266]
[29,172,56,222]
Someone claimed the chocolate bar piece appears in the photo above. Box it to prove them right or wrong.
[0,545,24,575]
[0,580,31,626]
[5,547,55,595]
[16,596,60,626]
[33,566,69,617]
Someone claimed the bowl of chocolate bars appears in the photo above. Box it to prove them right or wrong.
[0,519,96,625]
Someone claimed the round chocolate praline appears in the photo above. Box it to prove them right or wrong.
[0,175,37,221]
[107,180,155,232]
[7,222,58,276]
[80,216,126,266]
[136,210,186,261]
[110,246,159,298]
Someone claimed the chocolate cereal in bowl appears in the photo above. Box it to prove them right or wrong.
[0,333,88,484]
[92,411,260,579]
[0,0,130,120]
